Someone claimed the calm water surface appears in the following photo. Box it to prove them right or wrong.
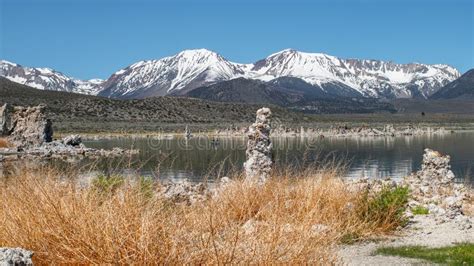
[82,131,474,184]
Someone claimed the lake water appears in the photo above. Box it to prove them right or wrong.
[83,131,474,184]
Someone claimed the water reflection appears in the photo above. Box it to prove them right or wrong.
[78,131,474,183]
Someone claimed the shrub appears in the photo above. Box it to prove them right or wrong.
[357,186,409,231]
[91,174,124,193]
[411,205,429,215]
[0,138,11,148]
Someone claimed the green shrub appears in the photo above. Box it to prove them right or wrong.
[411,205,429,215]
[92,175,124,194]
[137,176,155,199]
[358,185,409,229]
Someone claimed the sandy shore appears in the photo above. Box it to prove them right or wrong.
[338,215,474,265]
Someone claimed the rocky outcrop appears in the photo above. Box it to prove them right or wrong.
[346,177,398,195]
[0,104,48,147]
[404,149,471,226]
[0,104,12,136]
[43,119,53,143]
[160,180,209,204]
[62,135,82,146]
[346,148,473,228]
[244,107,273,184]
[19,142,136,158]
[0,105,139,161]
[0,247,33,265]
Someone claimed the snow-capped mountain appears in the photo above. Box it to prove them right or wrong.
[248,49,460,98]
[431,69,474,99]
[100,49,459,99]
[99,49,246,98]
[1,49,460,100]
[0,60,103,95]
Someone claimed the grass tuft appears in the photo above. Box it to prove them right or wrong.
[375,243,474,265]
[411,205,430,215]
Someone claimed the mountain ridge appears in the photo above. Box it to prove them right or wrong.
[431,69,474,99]
[1,49,460,100]
[0,60,104,95]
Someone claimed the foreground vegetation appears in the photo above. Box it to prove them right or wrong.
[0,167,408,264]
[376,243,474,265]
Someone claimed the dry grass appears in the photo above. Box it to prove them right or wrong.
[0,138,11,148]
[0,167,407,264]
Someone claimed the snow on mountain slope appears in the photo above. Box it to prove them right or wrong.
[99,49,246,98]
[0,60,103,95]
[73,79,105,95]
[249,49,460,98]
[2,48,460,100]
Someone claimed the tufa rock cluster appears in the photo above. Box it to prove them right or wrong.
[0,247,33,265]
[0,104,139,160]
[160,180,209,204]
[404,149,471,225]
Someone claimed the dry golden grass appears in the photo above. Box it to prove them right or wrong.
[0,138,11,148]
[0,167,406,264]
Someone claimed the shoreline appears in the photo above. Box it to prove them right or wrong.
[60,127,474,141]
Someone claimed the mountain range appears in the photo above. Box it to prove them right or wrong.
[0,60,104,95]
[431,69,474,99]
[0,49,465,101]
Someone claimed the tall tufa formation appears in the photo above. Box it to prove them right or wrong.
[0,104,51,147]
[244,107,273,184]
[0,104,13,136]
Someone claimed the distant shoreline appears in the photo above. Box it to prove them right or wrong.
[57,125,474,141]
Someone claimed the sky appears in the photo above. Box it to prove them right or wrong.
[0,0,473,80]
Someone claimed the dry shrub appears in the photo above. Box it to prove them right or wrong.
[0,167,406,264]
[0,138,11,148]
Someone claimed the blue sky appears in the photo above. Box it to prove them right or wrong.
[1,0,473,80]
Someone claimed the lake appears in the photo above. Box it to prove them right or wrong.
[83,131,474,184]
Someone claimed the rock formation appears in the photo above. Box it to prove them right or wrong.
[62,135,82,146]
[0,104,13,136]
[43,119,53,143]
[0,104,49,147]
[0,104,139,160]
[244,107,273,184]
[160,180,209,204]
[404,149,470,223]
[0,247,33,265]
[346,148,472,228]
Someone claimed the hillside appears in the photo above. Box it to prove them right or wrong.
[431,69,474,99]
[3,77,474,133]
[187,77,396,114]
[186,78,300,106]
[0,77,304,132]
[392,98,474,114]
